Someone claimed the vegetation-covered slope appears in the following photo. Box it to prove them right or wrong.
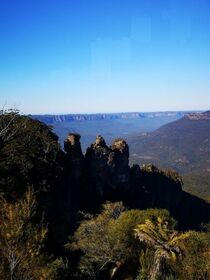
[0,110,62,200]
[128,112,210,199]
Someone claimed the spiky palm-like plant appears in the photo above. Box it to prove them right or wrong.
[134,217,189,280]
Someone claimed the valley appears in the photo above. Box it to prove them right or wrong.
[33,111,210,200]
[33,111,186,149]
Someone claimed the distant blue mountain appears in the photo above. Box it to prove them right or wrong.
[32,111,189,149]
[32,111,186,123]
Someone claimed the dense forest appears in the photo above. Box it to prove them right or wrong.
[0,110,209,280]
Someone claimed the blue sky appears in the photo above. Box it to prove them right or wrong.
[0,0,210,114]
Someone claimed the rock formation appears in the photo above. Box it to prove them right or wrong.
[110,139,130,188]
[85,135,112,197]
[64,133,84,179]
[63,134,183,214]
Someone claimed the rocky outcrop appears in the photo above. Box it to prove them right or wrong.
[85,136,112,197]
[64,133,84,179]
[84,136,131,198]
[63,134,183,214]
[110,139,130,187]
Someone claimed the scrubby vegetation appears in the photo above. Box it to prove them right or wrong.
[0,188,63,280]
[66,202,210,280]
[0,110,209,279]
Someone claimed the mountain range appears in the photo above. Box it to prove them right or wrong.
[32,111,188,149]
[33,111,186,122]
[32,110,209,199]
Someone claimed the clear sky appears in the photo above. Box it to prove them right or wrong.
[0,0,210,114]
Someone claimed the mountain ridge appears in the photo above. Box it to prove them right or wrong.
[32,111,195,150]
[128,111,210,199]
[32,111,189,123]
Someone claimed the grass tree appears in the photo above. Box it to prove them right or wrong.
[134,217,190,280]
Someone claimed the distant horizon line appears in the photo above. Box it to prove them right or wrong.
[30,110,204,116]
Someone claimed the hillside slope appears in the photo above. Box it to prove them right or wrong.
[128,111,210,199]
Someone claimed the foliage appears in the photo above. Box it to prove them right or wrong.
[173,231,210,280]
[134,217,190,280]
[182,171,210,200]
[108,208,176,261]
[67,203,176,279]
[0,111,62,201]
[135,219,210,280]
[67,202,126,278]
[0,109,24,148]
[0,188,62,280]
[135,249,154,280]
